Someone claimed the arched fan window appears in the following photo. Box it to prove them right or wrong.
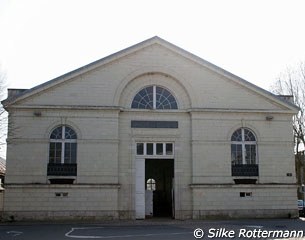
[49,125,77,164]
[146,178,156,191]
[231,128,258,177]
[231,128,257,165]
[131,85,178,109]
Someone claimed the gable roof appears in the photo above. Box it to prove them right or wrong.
[2,36,299,112]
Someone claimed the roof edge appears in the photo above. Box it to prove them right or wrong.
[1,36,300,112]
[2,36,163,106]
[152,38,300,112]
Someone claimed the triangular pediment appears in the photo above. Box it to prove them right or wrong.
[2,36,299,113]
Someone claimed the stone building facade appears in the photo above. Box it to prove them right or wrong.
[2,37,299,220]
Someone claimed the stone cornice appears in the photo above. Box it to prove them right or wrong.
[5,183,121,189]
[190,183,297,188]
[7,105,122,111]
[7,105,296,114]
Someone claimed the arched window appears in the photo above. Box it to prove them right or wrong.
[49,125,77,164]
[131,85,178,109]
[146,178,156,191]
[231,128,257,165]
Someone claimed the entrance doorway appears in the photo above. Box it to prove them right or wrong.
[135,142,175,219]
[145,159,174,218]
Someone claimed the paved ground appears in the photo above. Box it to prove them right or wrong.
[0,217,304,240]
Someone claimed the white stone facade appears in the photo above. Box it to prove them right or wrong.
[2,37,299,220]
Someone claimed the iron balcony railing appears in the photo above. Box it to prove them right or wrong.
[232,164,259,176]
[47,163,77,176]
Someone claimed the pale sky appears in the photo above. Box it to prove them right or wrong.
[0,0,305,158]
[1,0,305,93]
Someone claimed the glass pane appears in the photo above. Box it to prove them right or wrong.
[139,103,146,108]
[65,126,77,139]
[244,129,256,141]
[71,143,77,164]
[137,143,144,155]
[171,101,178,109]
[145,103,154,109]
[131,86,154,109]
[245,144,256,164]
[143,95,150,103]
[162,104,171,110]
[166,143,173,155]
[50,126,62,139]
[64,143,71,163]
[65,143,77,164]
[156,86,163,94]
[145,86,153,94]
[157,99,170,109]
[131,86,178,109]
[138,88,147,98]
[156,94,166,103]
[147,178,156,191]
[55,143,62,163]
[155,87,178,110]
[156,143,163,155]
[49,143,56,163]
[231,129,242,141]
[146,87,153,102]
[162,89,170,98]
[168,95,175,103]
[131,101,138,108]
[49,142,62,163]
[147,143,153,155]
[134,94,141,102]
[231,144,242,165]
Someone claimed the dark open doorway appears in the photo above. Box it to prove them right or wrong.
[145,159,174,218]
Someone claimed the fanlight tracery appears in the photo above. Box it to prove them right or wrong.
[131,86,178,110]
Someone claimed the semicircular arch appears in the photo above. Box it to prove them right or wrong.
[45,120,82,139]
[227,123,260,142]
[115,67,194,109]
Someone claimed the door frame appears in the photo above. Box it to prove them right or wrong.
[134,142,175,219]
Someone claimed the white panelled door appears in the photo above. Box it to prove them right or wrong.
[135,158,145,219]
[145,190,153,217]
